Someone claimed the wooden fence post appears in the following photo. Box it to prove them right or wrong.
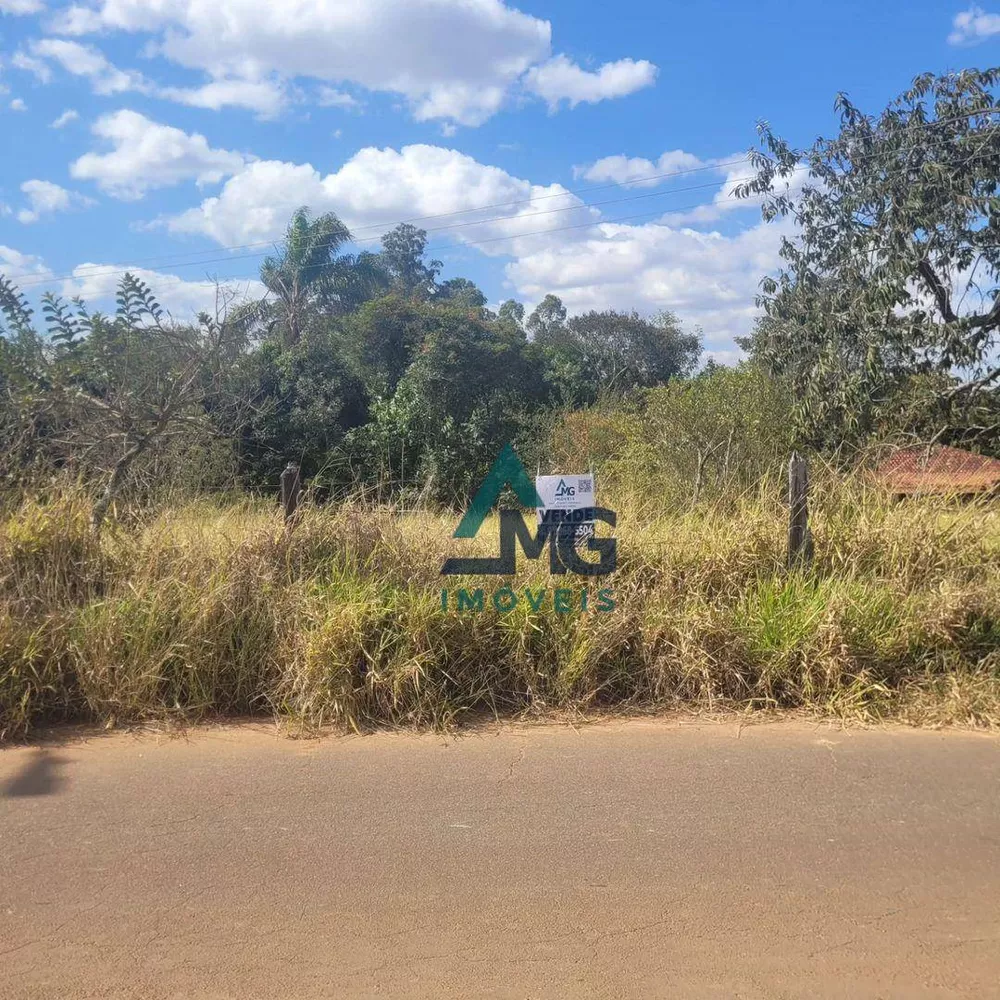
[787,452,812,569]
[280,461,302,525]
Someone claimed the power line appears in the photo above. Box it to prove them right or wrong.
[8,197,737,299]
[4,156,752,285]
[8,173,760,290]
[5,105,1000,292]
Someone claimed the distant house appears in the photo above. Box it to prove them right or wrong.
[876,444,1000,497]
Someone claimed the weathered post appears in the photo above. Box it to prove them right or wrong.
[787,452,812,569]
[280,461,302,525]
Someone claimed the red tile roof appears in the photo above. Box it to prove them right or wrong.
[876,445,1000,495]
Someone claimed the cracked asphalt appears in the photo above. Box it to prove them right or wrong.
[1,720,998,999]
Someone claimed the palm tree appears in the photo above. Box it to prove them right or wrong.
[249,208,387,347]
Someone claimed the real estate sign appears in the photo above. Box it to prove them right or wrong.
[535,474,596,538]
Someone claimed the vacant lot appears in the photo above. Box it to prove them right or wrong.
[3,480,1000,741]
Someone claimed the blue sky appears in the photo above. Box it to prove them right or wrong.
[1,0,998,361]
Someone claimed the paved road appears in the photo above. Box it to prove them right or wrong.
[1,720,998,999]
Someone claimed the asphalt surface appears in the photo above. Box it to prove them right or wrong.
[1,719,998,999]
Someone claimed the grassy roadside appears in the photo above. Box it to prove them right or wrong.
[2,482,1000,741]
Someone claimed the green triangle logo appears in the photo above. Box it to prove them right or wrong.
[452,443,543,538]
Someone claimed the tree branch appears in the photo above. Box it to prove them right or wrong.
[917,259,957,323]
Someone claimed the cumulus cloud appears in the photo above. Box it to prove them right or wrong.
[505,215,796,357]
[11,51,52,82]
[157,77,287,117]
[46,0,655,124]
[162,140,795,354]
[574,150,711,187]
[316,86,362,110]
[17,179,94,223]
[524,55,657,110]
[27,38,152,95]
[0,245,263,320]
[14,37,281,113]
[60,263,265,319]
[0,244,53,282]
[660,160,810,226]
[948,7,1000,44]
[165,143,591,249]
[0,0,44,13]
[50,108,80,128]
[49,0,548,125]
[9,97,27,110]
[70,110,247,199]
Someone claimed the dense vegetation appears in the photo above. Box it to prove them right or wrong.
[0,215,700,514]
[2,68,1000,739]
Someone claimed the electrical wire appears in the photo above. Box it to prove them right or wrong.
[5,106,1000,292]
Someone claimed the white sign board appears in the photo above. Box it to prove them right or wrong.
[536,474,596,537]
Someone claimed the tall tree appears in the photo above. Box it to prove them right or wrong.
[379,223,441,299]
[539,308,700,403]
[435,277,487,310]
[526,294,567,341]
[342,294,435,397]
[498,299,525,330]
[253,208,386,347]
[737,68,1000,448]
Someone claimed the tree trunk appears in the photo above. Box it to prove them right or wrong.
[91,436,150,533]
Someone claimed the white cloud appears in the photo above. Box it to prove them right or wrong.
[165,143,591,250]
[158,77,287,116]
[17,179,94,224]
[11,51,52,82]
[20,37,287,113]
[27,38,152,95]
[70,110,247,200]
[506,215,796,356]
[47,0,654,125]
[51,0,550,125]
[50,108,80,128]
[948,6,1000,44]
[661,161,810,226]
[61,264,265,320]
[575,150,710,187]
[163,140,795,354]
[0,245,53,282]
[524,55,657,110]
[0,245,262,320]
[316,86,361,110]
[9,97,27,111]
[0,0,44,13]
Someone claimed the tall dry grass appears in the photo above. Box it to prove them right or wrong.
[2,472,1000,740]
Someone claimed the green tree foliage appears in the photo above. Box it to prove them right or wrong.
[252,207,387,346]
[641,365,793,502]
[738,68,1000,449]
[526,293,567,341]
[1,207,719,513]
[497,299,525,329]
[0,272,240,523]
[347,303,551,500]
[232,330,368,483]
[435,277,487,310]
[531,299,701,403]
[341,294,435,398]
[549,365,793,506]
[379,223,442,299]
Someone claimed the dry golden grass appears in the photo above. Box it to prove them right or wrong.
[2,475,1000,740]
